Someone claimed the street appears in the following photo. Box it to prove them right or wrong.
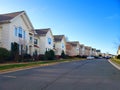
[0,59,120,90]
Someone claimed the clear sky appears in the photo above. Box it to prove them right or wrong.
[0,0,120,55]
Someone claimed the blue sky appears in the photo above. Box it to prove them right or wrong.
[0,0,120,55]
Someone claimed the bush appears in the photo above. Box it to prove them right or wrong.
[45,50,55,60]
[117,55,120,59]
[60,50,66,59]
[0,47,10,62]
[18,54,33,62]
[38,55,46,60]
[11,42,19,61]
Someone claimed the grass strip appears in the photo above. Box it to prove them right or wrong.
[110,58,120,65]
[0,58,84,71]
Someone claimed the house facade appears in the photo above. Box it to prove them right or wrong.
[84,46,92,56]
[91,48,96,56]
[79,44,85,56]
[117,45,120,55]
[33,33,40,55]
[96,50,101,56]
[66,41,80,56]
[35,28,54,55]
[53,35,66,56]
[0,11,35,56]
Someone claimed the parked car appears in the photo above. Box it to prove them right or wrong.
[87,56,95,60]
[105,56,111,59]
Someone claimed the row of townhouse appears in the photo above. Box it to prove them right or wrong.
[0,11,101,58]
[66,41,101,57]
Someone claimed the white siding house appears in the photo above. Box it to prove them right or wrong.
[0,11,35,56]
[35,28,54,55]
[53,35,66,56]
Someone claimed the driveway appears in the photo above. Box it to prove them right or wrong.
[0,59,120,90]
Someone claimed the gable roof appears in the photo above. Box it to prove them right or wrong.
[53,35,64,42]
[35,28,50,36]
[0,11,24,24]
[67,41,79,47]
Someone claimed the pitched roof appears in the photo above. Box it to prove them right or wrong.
[53,35,64,42]
[35,28,50,36]
[0,11,24,23]
[67,41,79,47]
[80,44,84,48]
[96,50,101,52]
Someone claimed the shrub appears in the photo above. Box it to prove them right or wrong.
[18,54,33,62]
[0,47,10,62]
[60,50,66,59]
[11,42,19,61]
[38,55,46,60]
[45,50,55,60]
[117,55,120,59]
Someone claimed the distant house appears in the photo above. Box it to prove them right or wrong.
[66,41,80,56]
[96,50,101,56]
[84,46,92,56]
[53,35,66,57]
[91,48,96,56]
[35,28,54,55]
[0,11,35,56]
[117,45,120,55]
[79,44,85,56]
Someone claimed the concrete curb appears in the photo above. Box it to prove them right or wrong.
[108,60,120,70]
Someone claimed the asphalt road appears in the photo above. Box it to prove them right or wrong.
[0,59,120,90]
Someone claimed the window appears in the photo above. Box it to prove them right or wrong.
[62,43,64,48]
[48,38,51,44]
[18,27,22,38]
[34,39,38,44]
[76,48,79,51]
[14,27,17,36]
[53,44,55,49]
[23,31,26,39]
[30,37,32,42]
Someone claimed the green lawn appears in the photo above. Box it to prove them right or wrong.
[110,58,120,65]
[0,58,84,71]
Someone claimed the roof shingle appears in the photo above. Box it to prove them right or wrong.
[54,35,64,42]
[35,28,50,36]
[0,11,24,23]
[67,41,79,47]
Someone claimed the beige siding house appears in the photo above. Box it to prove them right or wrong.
[53,35,66,56]
[0,11,35,55]
[96,50,101,56]
[79,44,85,56]
[34,33,40,55]
[66,41,80,56]
[35,28,54,55]
[117,45,120,55]
[84,46,91,56]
